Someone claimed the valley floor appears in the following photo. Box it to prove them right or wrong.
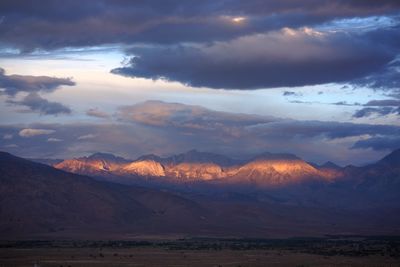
[1,238,399,267]
[1,247,399,267]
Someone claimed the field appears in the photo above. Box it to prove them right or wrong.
[1,237,400,267]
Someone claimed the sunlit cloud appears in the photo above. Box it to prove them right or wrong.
[19,128,55,137]
[231,16,246,23]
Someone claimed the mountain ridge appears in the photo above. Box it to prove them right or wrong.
[40,148,400,203]
[3,150,400,239]
[53,150,340,185]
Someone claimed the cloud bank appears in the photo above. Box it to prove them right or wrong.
[112,27,396,89]
[1,0,399,51]
[0,1,399,92]
[1,101,398,164]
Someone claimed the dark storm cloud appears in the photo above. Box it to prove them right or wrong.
[353,107,393,118]
[349,24,400,93]
[352,98,400,118]
[6,92,71,115]
[112,27,396,89]
[1,0,399,51]
[0,67,75,96]
[1,1,399,90]
[353,107,399,118]
[351,56,400,93]
[352,136,400,151]
[364,99,400,106]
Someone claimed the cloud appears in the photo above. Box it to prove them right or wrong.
[351,60,400,95]
[119,101,400,141]
[0,68,74,116]
[364,99,400,106]
[1,100,400,164]
[7,92,71,115]
[77,134,96,140]
[283,91,302,97]
[112,27,395,89]
[0,1,399,51]
[352,136,400,151]
[349,27,400,94]
[3,134,12,140]
[0,3,398,91]
[47,138,62,142]
[117,100,275,137]
[4,144,18,148]
[353,107,393,118]
[19,128,55,137]
[0,67,75,96]
[246,119,400,140]
[290,97,400,119]
[352,98,400,118]
[353,107,399,118]
[332,101,360,106]
[116,101,400,160]
[86,108,110,119]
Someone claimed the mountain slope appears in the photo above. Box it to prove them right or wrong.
[350,148,400,195]
[120,160,166,177]
[375,148,400,168]
[53,153,130,178]
[2,151,400,239]
[0,151,207,239]
[225,157,335,186]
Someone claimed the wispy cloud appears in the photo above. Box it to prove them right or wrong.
[77,134,96,140]
[47,137,62,142]
[86,108,110,119]
[19,128,55,137]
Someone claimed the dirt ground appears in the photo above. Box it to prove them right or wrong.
[1,247,400,267]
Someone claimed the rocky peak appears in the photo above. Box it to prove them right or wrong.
[320,161,341,170]
[121,160,165,177]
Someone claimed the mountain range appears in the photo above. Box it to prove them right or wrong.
[1,149,400,239]
[53,150,340,186]
[50,149,400,209]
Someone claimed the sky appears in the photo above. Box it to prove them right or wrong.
[0,0,400,165]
